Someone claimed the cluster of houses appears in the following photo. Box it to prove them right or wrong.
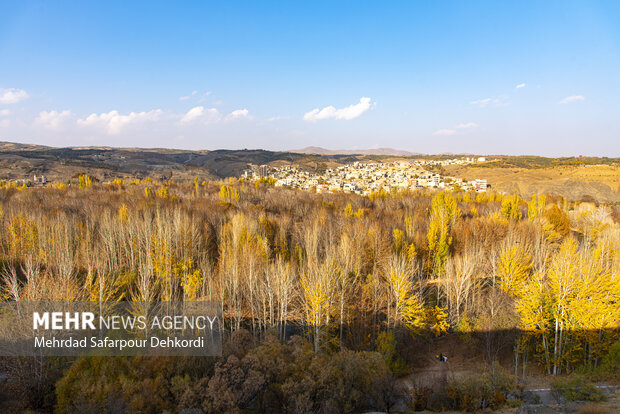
[243,159,489,195]
[9,175,48,187]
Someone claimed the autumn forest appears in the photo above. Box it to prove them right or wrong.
[0,176,618,412]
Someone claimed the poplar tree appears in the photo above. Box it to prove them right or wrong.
[427,192,460,276]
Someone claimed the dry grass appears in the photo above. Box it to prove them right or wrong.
[445,164,620,202]
[575,389,620,414]
[578,403,614,414]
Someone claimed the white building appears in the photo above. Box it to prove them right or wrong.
[473,179,487,191]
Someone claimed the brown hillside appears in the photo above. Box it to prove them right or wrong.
[445,164,620,203]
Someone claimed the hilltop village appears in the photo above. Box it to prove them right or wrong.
[243,157,489,195]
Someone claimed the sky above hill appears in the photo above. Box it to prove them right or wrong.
[1,1,619,156]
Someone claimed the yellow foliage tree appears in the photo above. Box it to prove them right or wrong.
[502,236,619,375]
[392,229,405,254]
[8,213,39,258]
[218,185,240,203]
[528,194,546,222]
[112,178,124,190]
[427,192,460,275]
[543,204,571,243]
[177,258,202,300]
[193,177,199,198]
[300,260,336,351]
[344,203,354,218]
[501,192,522,220]
[78,174,92,189]
[156,184,169,199]
[387,258,425,332]
[498,245,532,296]
[118,204,128,223]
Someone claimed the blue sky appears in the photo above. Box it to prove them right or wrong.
[1,1,619,156]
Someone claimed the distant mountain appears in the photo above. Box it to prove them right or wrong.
[0,141,351,181]
[289,146,419,156]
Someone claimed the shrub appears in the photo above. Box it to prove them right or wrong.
[445,364,519,412]
[56,356,214,414]
[55,357,132,414]
[551,375,606,403]
[505,398,524,408]
[375,330,410,376]
[0,356,68,412]
[446,376,496,411]
[597,339,620,377]
[284,348,395,414]
[175,335,397,414]
[411,387,434,411]
[411,366,520,412]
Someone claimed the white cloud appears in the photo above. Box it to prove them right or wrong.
[179,91,211,102]
[560,95,585,104]
[516,83,526,89]
[226,109,249,121]
[470,98,493,107]
[180,106,221,123]
[35,110,74,130]
[304,97,374,122]
[180,106,250,124]
[457,122,478,129]
[0,109,9,117]
[0,88,29,104]
[197,91,213,103]
[179,90,201,101]
[434,122,478,136]
[181,106,205,122]
[266,116,285,122]
[470,96,507,107]
[77,109,163,134]
[433,129,457,136]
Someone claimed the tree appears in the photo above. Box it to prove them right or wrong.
[193,177,199,198]
[497,244,533,375]
[527,194,546,222]
[543,204,571,243]
[78,174,92,189]
[300,260,337,352]
[386,256,425,332]
[344,203,354,218]
[501,193,522,221]
[219,185,240,203]
[497,245,532,297]
[336,232,361,345]
[427,192,460,276]
[444,253,479,326]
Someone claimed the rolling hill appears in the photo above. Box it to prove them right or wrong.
[1,141,618,202]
